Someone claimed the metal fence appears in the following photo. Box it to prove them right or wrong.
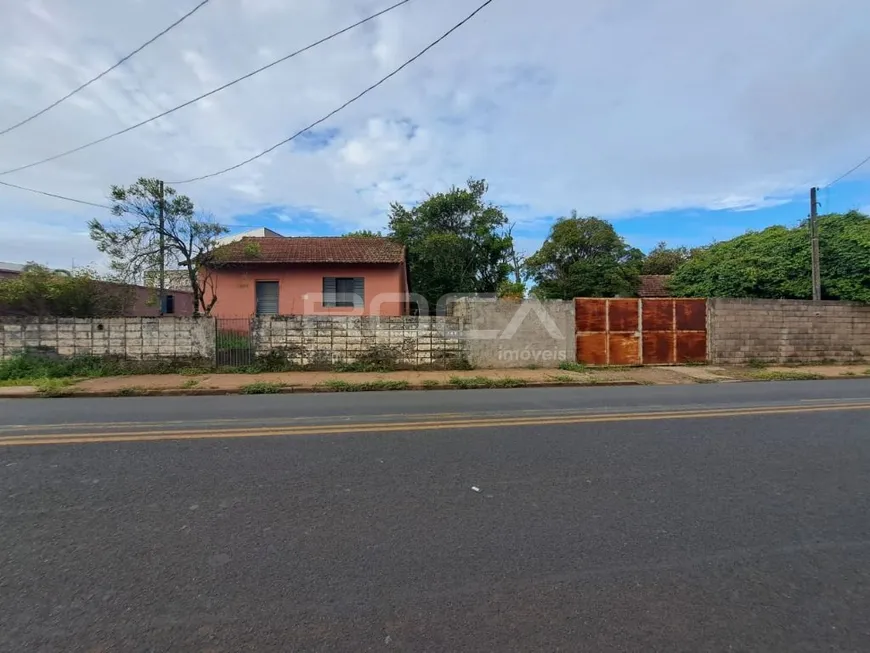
[215,318,256,367]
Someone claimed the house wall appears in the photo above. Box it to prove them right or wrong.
[707,298,870,364]
[206,264,407,317]
[119,285,195,317]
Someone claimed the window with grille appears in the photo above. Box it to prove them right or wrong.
[323,277,364,308]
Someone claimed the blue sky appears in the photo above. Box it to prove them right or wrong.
[1,0,868,267]
[226,177,870,256]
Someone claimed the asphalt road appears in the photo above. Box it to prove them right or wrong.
[2,380,870,651]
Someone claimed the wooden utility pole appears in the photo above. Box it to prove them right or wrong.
[158,180,166,315]
[810,187,821,301]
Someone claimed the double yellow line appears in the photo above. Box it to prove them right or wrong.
[1,401,868,447]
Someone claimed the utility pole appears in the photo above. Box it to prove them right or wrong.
[810,187,821,302]
[158,180,166,316]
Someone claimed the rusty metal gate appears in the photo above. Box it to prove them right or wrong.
[574,298,707,365]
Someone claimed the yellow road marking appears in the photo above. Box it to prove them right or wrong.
[1,411,474,432]
[1,402,868,447]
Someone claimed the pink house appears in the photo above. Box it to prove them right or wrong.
[204,236,410,318]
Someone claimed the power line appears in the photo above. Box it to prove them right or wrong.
[0,179,111,209]
[0,0,211,137]
[0,0,414,177]
[170,0,496,185]
[824,152,870,189]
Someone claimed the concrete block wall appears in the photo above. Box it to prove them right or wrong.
[708,298,870,364]
[452,298,576,368]
[252,315,465,367]
[0,317,215,361]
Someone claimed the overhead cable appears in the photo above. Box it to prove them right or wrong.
[170,0,496,184]
[0,179,112,209]
[0,0,212,137]
[0,0,414,176]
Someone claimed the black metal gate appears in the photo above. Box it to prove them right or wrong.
[215,318,256,367]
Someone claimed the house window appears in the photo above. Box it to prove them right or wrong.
[255,281,279,315]
[163,294,175,315]
[323,277,364,308]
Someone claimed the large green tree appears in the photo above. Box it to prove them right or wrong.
[641,241,693,275]
[669,211,870,302]
[89,178,227,316]
[388,178,513,311]
[526,213,643,299]
[0,264,131,317]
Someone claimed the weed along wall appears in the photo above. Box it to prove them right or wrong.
[251,315,466,368]
[452,298,576,369]
[707,298,870,364]
[0,318,216,361]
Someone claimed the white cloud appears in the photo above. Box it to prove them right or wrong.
[1,0,869,267]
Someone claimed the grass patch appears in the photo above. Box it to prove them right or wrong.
[318,379,410,392]
[746,359,768,369]
[181,378,201,389]
[558,361,586,373]
[448,376,528,389]
[216,332,252,351]
[180,367,211,376]
[421,379,441,388]
[0,353,214,381]
[0,377,43,387]
[331,361,394,373]
[239,382,286,395]
[548,374,582,384]
[749,370,824,382]
[34,378,78,397]
[115,386,147,397]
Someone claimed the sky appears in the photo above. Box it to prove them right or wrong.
[1,0,869,269]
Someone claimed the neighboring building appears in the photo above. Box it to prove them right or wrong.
[637,275,673,298]
[0,261,25,280]
[110,283,195,317]
[0,261,195,316]
[204,237,409,317]
[215,227,284,247]
[143,269,192,292]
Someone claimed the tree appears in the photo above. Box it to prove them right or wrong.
[342,229,382,238]
[525,212,643,299]
[641,241,692,275]
[495,223,528,299]
[668,211,870,302]
[0,264,131,317]
[388,178,514,311]
[89,178,228,316]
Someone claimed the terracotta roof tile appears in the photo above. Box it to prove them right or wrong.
[210,237,405,265]
[637,275,672,297]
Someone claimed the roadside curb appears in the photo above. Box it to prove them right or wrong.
[0,379,643,399]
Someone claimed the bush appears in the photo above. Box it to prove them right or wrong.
[239,382,286,394]
[317,379,410,392]
[0,264,133,317]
